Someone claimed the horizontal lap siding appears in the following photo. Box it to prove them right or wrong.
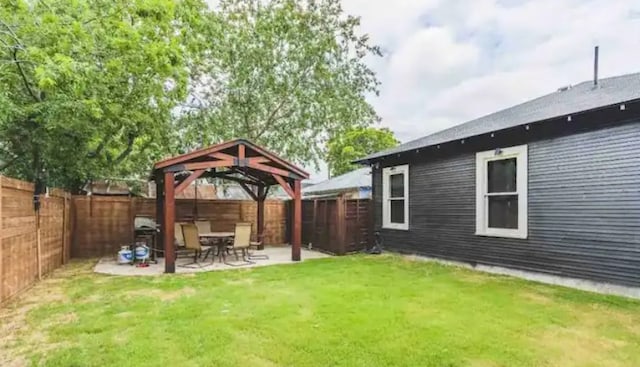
[374,122,640,286]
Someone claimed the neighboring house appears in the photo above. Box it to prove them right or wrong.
[356,72,640,288]
[302,167,372,199]
[89,179,218,199]
[82,179,146,196]
[146,180,217,199]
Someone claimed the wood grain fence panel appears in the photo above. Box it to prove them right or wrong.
[300,197,372,255]
[71,197,288,258]
[1,175,70,304]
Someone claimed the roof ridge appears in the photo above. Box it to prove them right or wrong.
[404,72,640,150]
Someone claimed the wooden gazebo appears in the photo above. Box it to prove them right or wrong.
[153,139,309,273]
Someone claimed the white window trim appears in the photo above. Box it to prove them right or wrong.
[475,144,528,239]
[382,164,409,230]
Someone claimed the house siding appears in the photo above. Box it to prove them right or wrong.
[373,121,640,286]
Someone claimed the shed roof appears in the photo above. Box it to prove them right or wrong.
[303,167,371,195]
[357,72,640,162]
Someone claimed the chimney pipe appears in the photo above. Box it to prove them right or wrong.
[593,46,599,88]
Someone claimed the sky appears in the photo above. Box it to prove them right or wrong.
[307,0,640,181]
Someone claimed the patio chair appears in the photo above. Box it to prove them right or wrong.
[174,222,186,247]
[173,222,196,259]
[195,220,213,245]
[225,222,254,266]
[248,233,269,260]
[195,220,212,234]
[179,223,213,268]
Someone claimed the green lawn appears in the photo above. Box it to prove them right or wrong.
[2,255,640,367]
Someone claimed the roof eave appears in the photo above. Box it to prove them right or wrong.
[355,98,640,164]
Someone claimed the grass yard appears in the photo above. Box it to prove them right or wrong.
[2,255,640,367]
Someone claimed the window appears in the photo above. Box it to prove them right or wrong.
[476,145,527,238]
[382,164,409,230]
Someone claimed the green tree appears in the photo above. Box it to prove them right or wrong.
[180,0,381,169]
[0,0,211,191]
[327,127,398,176]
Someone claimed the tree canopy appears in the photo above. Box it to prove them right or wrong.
[326,127,398,176]
[0,0,211,191]
[0,0,381,191]
[180,0,381,168]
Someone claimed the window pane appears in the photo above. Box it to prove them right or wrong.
[488,195,518,229]
[390,200,405,223]
[488,158,517,193]
[389,173,404,198]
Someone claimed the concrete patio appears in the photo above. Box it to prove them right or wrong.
[94,247,330,276]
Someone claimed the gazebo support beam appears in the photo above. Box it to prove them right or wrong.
[257,186,265,244]
[208,171,264,186]
[155,172,164,264]
[272,174,294,198]
[238,143,245,159]
[250,162,300,180]
[175,169,204,195]
[173,160,234,171]
[163,171,176,273]
[292,180,302,261]
[239,182,259,201]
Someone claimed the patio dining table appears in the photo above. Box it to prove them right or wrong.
[199,232,234,262]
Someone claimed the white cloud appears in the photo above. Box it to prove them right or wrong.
[389,27,480,87]
[210,0,640,180]
[339,0,640,146]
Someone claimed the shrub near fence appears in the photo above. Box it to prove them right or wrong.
[0,176,71,304]
[72,196,288,258]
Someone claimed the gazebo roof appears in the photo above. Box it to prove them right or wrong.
[153,139,309,187]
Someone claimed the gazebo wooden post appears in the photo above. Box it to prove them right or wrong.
[292,179,302,261]
[163,171,176,273]
[155,172,164,263]
[257,186,265,243]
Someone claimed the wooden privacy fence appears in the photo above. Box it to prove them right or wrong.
[297,197,372,255]
[72,196,287,258]
[1,176,71,304]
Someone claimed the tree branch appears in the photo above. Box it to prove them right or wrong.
[13,47,40,102]
[254,65,315,141]
[0,155,20,171]
[112,133,137,165]
[0,21,40,102]
[87,138,109,158]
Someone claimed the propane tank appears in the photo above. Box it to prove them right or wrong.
[118,246,133,264]
[134,244,149,261]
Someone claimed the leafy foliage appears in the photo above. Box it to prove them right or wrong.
[0,0,211,191]
[326,127,398,176]
[0,0,381,191]
[181,0,381,169]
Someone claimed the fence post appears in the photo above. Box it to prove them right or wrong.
[312,199,317,248]
[129,197,135,245]
[354,199,359,252]
[336,195,346,255]
[61,192,66,265]
[36,206,42,280]
[0,176,3,299]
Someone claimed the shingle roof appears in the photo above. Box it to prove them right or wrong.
[303,167,371,194]
[358,72,640,162]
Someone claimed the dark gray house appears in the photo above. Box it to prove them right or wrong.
[356,72,640,288]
